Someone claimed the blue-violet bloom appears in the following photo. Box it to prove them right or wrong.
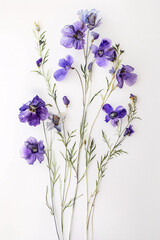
[77,9,101,30]
[21,137,45,165]
[102,103,127,127]
[124,125,134,136]
[54,55,74,81]
[90,39,112,67]
[36,58,42,67]
[116,65,137,88]
[61,21,87,49]
[19,95,49,126]
[63,96,70,106]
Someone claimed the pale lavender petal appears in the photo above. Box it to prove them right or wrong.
[96,56,107,67]
[54,69,67,81]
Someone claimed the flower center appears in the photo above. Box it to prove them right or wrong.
[29,105,37,112]
[98,50,104,57]
[109,111,118,119]
[32,147,38,153]
[73,30,83,40]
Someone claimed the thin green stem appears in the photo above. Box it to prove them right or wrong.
[42,123,61,240]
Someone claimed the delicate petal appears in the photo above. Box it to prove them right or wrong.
[102,104,113,114]
[90,44,98,55]
[73,21,87,32]
[19,109,31,123]
[61,25,74,36]
[99,39,111,49]
[36,153,44,163]
[111,118,119,127]
[116,70,124,88]
[66,55,74,66]
[54,69,67,81]
[124,65,134,72]
[60,36,74,48]
[54,124,62,132]
[125,73,137,86]
[96,56,108,67]
[73,39,84,50]
[105,115,110,122]
[59,58,69,68]
[37,107,49,121]
[115,106,127,118]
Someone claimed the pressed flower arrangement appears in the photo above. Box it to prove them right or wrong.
[19,9,139,240]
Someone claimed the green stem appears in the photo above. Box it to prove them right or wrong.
[43,122,61,240]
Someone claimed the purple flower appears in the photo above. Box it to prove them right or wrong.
[63,96,70,106]
[61,21,87,49]
[19,95,49,126]
[21,137,45,165]
[36,58,42,67]
[46,113,66,132]
[102,104,127,127]
[77,9,101,30]
[54,55,74,81]
[91,31,99,40]
[105,47,117,62]
[90,39,112,67]
[116,65,137,88]
[124,125,134,136]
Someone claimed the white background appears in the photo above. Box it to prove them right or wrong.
[0,0,160,239]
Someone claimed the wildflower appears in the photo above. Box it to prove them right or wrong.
[19,95,49,126]
[54,55,74,81]
[46,113,66,132]
[116,65,137,88]
[124,125,134,136]
[61,21,87,49]
[36,58,42,67]
[90,39,112,67]
[102,103,127,127]
[63,96,70,107]
[21,137,45,164]
[77,9,101,30]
